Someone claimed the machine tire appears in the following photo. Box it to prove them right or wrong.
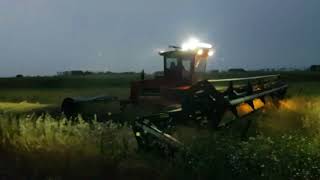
[61,98,76,119]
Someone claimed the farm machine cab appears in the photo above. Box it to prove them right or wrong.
[61,38,288,153]
[160,43,214,83]
[130,39,215,103]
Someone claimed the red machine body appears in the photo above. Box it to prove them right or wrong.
[130,48,210,107]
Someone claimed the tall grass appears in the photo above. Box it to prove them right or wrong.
[0,114,137,178]
[1,97,320,179]
[168,96,320,179]
[0,101,50,113]
[0,114,137,155]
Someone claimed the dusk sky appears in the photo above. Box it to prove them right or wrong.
[0,0,319,77]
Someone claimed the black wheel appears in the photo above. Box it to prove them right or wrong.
[61,98,76,119]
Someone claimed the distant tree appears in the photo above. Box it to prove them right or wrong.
[210,69,219,73]
[70,70,84,76]
[84,71,93,75]
[140,70,145,80]
[310,65,320,72]
[279,67,288,71]
[105,71,113,74]
[228,68,246,73]
[16,74,24,78]
[121,72,136,75]
[56,70,85,76]
[153,71,164,78]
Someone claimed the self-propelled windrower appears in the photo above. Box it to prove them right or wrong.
[61,38,288,152]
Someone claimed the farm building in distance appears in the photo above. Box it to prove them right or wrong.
[310,65,320,71]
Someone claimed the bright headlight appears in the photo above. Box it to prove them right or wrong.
[181,38,212,51]
[208,49,215,56]
[197,49,204,55]
[182,38,200,51]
